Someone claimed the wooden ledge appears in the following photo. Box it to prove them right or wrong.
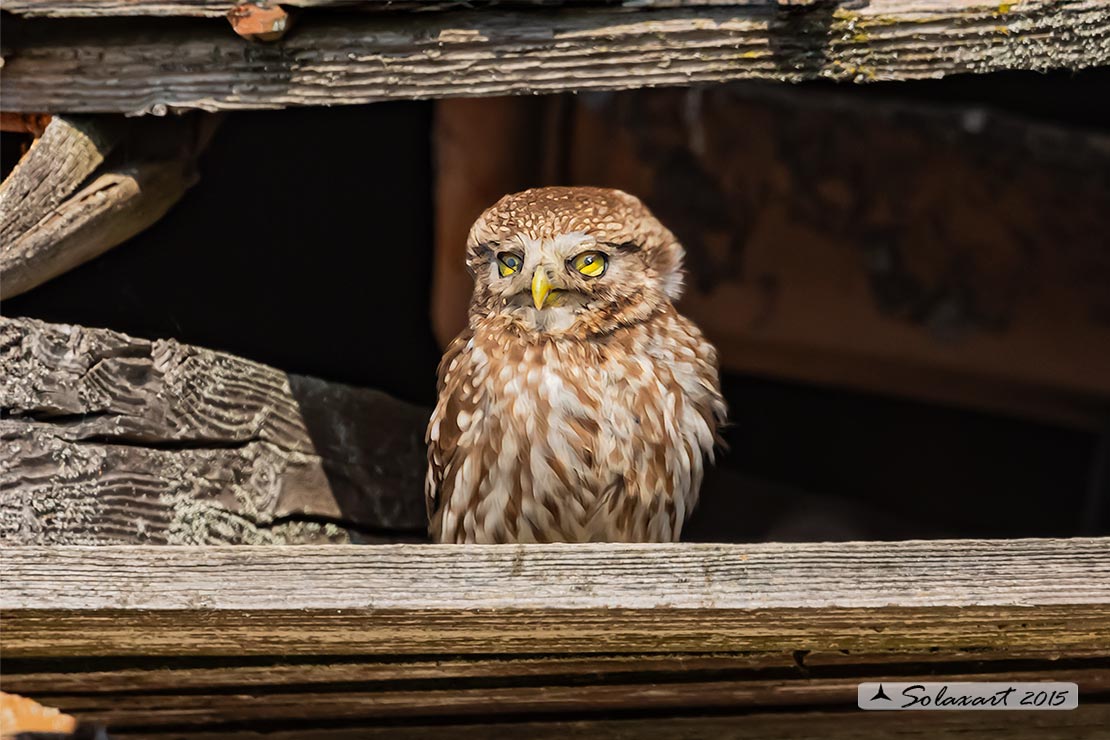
[4,539,1107,735]
[4,538,1109,657]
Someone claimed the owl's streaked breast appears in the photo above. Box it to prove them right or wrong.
[427,307,723,543]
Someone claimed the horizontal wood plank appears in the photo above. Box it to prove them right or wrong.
[10,668,1110,728]
[2,1,1107,114]
[4,539,1109,657]
[4,540,1107,734]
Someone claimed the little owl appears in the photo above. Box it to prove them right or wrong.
[427,187,726,543]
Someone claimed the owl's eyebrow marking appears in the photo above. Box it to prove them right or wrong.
[602,241,641,252]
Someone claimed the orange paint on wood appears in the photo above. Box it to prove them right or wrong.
[227,2,290,42]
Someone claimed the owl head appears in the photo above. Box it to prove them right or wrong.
[465,187,686,337]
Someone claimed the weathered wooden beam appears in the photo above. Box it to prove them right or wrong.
[4,539,1109,657]
[4,539,1106,734]
[0,115,120,247]
[0,317,430,545]
[1,1,1107,114]
[4,666,1108,730]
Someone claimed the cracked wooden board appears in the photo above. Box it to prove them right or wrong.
[1,1,1107,114]
[0,316,430,544]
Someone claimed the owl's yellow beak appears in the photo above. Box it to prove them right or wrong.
[531,268,554,310]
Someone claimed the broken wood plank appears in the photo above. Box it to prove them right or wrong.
[3,539,1109,657]
[0,115,119,247]
[0,115,219,299]
[2,1,1107,114]
[0,317,429,545]
[1,162,196,299]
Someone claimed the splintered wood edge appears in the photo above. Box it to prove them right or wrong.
[3,539,1109,657]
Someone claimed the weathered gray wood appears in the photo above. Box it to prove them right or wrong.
[0,115,119,246]
[1,1,1106,115]
[4,540,1106,734]
[0,115,220,299]
[4,539,1109,656]
[0,317,429,544]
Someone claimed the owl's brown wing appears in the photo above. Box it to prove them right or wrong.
[425,330,474,528]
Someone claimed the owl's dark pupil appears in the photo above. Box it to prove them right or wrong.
[583,256,594,265]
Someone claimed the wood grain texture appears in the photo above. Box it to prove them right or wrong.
[9,539,1107,610]
[3,539,1108,657]
[8,668,1110,728]
[2,1,1107,114]
[0,115,118,246]
[0,162,197,299]
[0,115,219,299]
[0,317,429,544]
[4,540,1106,734]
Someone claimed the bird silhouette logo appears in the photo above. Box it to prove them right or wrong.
[870,684,893,702]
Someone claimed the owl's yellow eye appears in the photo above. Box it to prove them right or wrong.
[497,252,522,277]
[571,251,607,277]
